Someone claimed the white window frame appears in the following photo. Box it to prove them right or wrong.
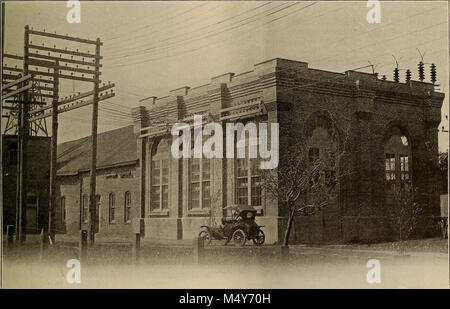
[150,143,170,214]
[189,157,211,211]
[124,191,132,223]
[109,193,116,224]
[235,136,262,213]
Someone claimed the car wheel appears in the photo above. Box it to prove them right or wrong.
[232,229,246,247]
[198,230,211,245]
[252,229,265,246]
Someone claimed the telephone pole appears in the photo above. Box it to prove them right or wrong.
[89,38,101,244]
[18,25,30,243]
[3,26,111,245]
[48,61,59,242]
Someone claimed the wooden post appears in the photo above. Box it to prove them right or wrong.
[132,233,141,266]
[48,61,59,243]
[18,25,30,244]
[39,228,48,261]
[79,230,88,262]
[193,237,204,264]
[6,225,14,248]
[88,38,101,245]
[280,245,290,263]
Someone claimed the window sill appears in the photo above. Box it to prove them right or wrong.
[149,210,170,217]
[187,209,210,216]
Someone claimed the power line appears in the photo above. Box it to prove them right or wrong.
[107,2,318,68]
[102,2,210,41]
[103,2,276,57]
[310,20,446,66]
[103,2,296,60]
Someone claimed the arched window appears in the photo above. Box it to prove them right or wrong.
[124,191,131,223]
[307,126,337,189]
[384,127,411,190]
[109,193,115,223]
[81,194,88,224]
[151,139,170,212]
[61,196,66,224]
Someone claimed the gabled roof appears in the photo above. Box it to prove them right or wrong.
[57,125,137,176]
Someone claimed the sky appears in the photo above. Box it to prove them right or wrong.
[2,1,449,151]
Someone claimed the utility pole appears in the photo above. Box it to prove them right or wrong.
[89,38,101,244]
[4,27,111,246]
[18,25,30,243]
[48,61,59,243]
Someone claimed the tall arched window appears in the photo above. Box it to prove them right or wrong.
[151,139,170,212]
[307,126,337,189]
[124,191,131,223]
[82,194,88,223]
[61,196,66,224]
[384,127,411,190]
[109,193,115,223]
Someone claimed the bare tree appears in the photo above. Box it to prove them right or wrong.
[386,186,423,253]
[261,133,348,247]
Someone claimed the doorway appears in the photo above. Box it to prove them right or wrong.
[26,194,39,233]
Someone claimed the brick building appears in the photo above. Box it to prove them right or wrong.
[55,58,444,244]
[2,135,50,234]
[130,58,444,244]
[55,125,138,237]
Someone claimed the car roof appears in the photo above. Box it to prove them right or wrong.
[224,204,257,212]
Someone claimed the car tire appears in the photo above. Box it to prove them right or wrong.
[252,229,265,246]
[198,230,212,245]
[232,229,246,247]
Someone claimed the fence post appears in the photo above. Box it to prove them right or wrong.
[193,237,204,264]
[39,228,49,261]
[6,225,15,248]
[280,245,290,263]
[132,233,141,266]
[79,230,88,262]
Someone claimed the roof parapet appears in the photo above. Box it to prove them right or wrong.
[170,86,190,96]
[139,96,157,105]
[211,72,234,84]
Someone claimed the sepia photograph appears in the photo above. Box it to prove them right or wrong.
[0,0,449,293]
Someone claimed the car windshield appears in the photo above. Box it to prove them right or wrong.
[244,212,255,219]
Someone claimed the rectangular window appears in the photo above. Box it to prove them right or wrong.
[61,197,66,224]
[124,192,131,223]
[385,153,396,189]
[9,142,18,166]
[400,155,409,179]
[82,194,88,223]
[400,155,410,188]
[151,159,169,211]
[235,145,262,211]
[189,158,211,210]
[109,193,115,223]
[236,158,249,205]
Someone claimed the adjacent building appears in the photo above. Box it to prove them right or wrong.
[56,125,138,237]
[2,135,50,234]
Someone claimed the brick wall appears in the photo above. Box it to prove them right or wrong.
[57,164,138,237]
[131,58,444,244]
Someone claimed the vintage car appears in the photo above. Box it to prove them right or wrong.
[198,205,265,246]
